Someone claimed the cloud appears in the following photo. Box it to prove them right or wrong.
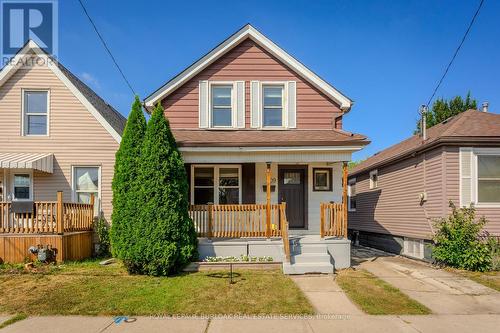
[80,72,101,89]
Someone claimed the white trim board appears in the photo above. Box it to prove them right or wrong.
[145,24,352,111]
[0,40,122,143]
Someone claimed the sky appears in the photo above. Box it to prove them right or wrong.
[56,0,500,160]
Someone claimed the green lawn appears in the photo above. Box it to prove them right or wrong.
[336,269,431,315]
[0,260,313,316]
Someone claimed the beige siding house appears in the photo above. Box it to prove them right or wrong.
[0,40,125,223]
[348,109,500,260]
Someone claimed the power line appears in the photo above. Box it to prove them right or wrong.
[425,0,485,107]
[77,0,136,95]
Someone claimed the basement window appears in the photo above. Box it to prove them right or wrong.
[403,237,424,259]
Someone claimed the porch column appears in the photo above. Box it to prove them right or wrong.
[265,162,271,238]
[342,162,348,238]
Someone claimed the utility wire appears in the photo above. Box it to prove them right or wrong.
[425,0,485,107]
[77,0,136,95]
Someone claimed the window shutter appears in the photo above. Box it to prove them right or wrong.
[199,80,209,128]
[235,81,245,128]
[287,81,297,128]
[460,148,473,207]
[250,81,260,128]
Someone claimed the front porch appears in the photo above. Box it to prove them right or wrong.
[0,191,94,263]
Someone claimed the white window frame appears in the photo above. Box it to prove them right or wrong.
[21,89,50,136]
[71,165,102,215]
[260,82,287,129]
[369,169,378,189]
[209,81,236,129]
[473,149,500,208]
[190,164,242,204]
[348,178,356,212]
[10,169,33,201]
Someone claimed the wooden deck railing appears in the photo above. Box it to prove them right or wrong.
[0,191,94,234]
[189,203,287,238]
[320,202,347,238]
[280,203,291,262]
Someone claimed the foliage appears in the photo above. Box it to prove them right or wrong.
[125,103,198,276]
[348,159,365,170]
[433,202,492,272]
[415,92,477,134]
[110,96,146,260]
[204,255,274,263]
[94,217,111,258]
[487,236,500,271]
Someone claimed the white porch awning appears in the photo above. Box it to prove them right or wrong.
[0,153,54,173]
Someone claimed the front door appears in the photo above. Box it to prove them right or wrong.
[278,166,307,229]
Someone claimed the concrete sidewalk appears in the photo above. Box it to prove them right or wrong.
[1,315,499,333]
[352,247,500,315]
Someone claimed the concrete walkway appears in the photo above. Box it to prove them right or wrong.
[1,315,500,333]
[352,246,500,315]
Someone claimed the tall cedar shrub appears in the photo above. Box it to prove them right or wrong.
[110,96,146,260]
[433,202,492,272]
[130,103,197,275]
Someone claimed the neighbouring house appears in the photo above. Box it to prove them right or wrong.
[145,24,369,273]
[0,41,126,263]
[348,107,500,260]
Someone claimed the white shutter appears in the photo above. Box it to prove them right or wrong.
[199,80,209,128]
[250,81,260,128]
[287,81,297,128]
[235,81,245,128]
[460,148,473,207]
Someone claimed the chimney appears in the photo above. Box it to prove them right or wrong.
[420,104,428,141]
[482,102,489,112]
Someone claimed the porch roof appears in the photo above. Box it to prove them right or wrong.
[0,153,53,173]
[172,129,369,147]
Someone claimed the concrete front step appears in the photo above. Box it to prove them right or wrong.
[282,262,334,274]
[291,253,332,264]
[291,244,329,254]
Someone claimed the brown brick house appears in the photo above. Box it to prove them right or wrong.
[146,24,369,273]
[348,109,500,260]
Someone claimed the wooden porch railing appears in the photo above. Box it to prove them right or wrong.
[0,191,94,234]
[280,203,291,262]
[320,202,347,238]
[189,203,287,238]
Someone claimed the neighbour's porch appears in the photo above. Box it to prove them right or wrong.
[0,191,94,263]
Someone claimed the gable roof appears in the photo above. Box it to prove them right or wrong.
[350,109,500,176]
[0,40,126,142]
[145,24,352,111]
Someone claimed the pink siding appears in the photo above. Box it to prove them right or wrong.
[445,146,500,235]
[162,39,343,129]
[349,147,445,240]
[0,62,119,221]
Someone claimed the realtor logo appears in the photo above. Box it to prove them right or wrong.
[1,0,58,58]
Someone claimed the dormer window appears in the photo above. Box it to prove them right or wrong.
[211,85,233,127]
[262,84,284,127]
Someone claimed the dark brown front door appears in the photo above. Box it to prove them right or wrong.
[278,166,307,229]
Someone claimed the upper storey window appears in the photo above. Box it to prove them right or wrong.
[262,85,284,127]
[211,85,233,127]
[23,90,48,136]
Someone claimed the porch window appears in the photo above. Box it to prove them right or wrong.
[313,168,332,191]
[211,85,233,127]
[13,174,31,200]
[348,178,356,212]
[23,91,48,136]
[192,165,241,204]
[477,155,500,203]
[262,85,284,127]
[73,166,100,215]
